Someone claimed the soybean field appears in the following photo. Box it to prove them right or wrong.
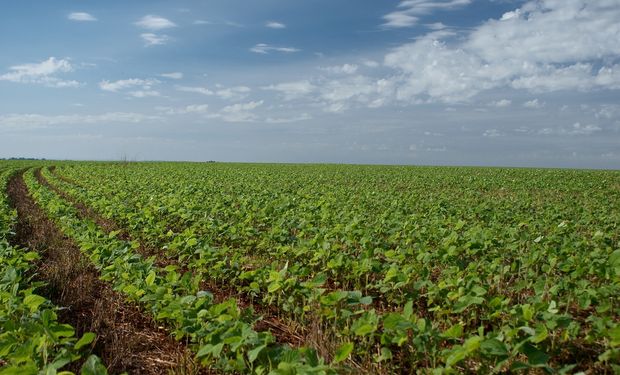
[1,161,619,374]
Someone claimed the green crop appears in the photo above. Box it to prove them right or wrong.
[0,163,106,375]
[3,161,620,373]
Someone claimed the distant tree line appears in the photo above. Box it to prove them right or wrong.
[0,157,47,160]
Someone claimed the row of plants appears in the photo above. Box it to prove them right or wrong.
[48,163,620,371]
[0,165,106,375]
[25,168,338,374]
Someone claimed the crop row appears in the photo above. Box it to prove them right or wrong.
[0,166,105,375]
[48,162,620,372]
[25,168,338,374]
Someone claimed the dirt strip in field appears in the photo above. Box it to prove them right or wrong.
[7,171,208,375]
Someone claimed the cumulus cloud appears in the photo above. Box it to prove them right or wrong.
[68,12,97,22]
[0,57,79,88]
[135,15,176,30]
[141,33,171,46]
[383,0,472,28]
[381,0,620,103]
[250,43,300,54]
[266,21,286,29]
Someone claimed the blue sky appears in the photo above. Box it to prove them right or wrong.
[1,0,619,168]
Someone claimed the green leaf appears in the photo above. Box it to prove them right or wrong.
[403,300,414,320]
[145,271,156,287]
[197,343,224,358]
[531,325,548,344]
[23,294,47,312]
[522,304,534,321]
[480,339,508,357]
[608,325,620,347]
[248,344,266,363]
[23,252,40,261]
[354,324,375,336]
[75,332,96,350]
[521,342,549,367]
[442,324,463,339]
[333,342,354,363]
[80,355,108,375]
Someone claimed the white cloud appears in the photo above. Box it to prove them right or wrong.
[127,90,161,98]
[489,99,512,107]
[383,0,472,28]
[565,122,602,135]
[467,1,620,65]
[0,57,79,88]
[135,15,176,30]
[538,122,602,136]
[250,43,300,54]
[383,12,419,28]
[264,75,395,112]
[427,22,448,30]
[320,64,359,75]
[211,100,264,122]
[381,0,620,103]
[222,100,263,112]
[320,75,377,103]
[68,12,97,22]
[216,86,251,100]
[325,102,349,113]
[183,104,210,113]
[263,80,316,100]
[160,72,183,79]
[523,99,545,109]
[141,33,171,46]
[482,129,502,137]
[176,85,214,95]
[175,84,250,100]
[193,20,211,25]
[384,39,492,102]
[0,112,161,128]
[265,113,312,123]
[266,21,286,29]
[361,59,380,68]
[594,104,620,120]
[99,78,158,92]
[157,104,210,115]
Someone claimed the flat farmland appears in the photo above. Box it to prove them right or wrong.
[1,161,619,374]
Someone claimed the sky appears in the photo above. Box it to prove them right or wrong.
[0,0,619,168]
